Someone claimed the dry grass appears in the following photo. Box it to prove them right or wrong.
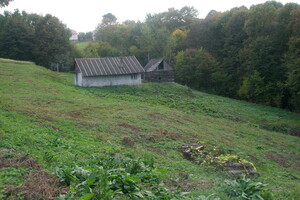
[0,155,41,170]
[0,148,68,200]
[12,170,68,200]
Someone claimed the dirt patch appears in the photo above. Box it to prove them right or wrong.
[154,129,183,140]
[0,155,41,170]
[146,129,183,142]
[149,113,184,124]
[66,110,83,118]
[266,151,300,171]
[11,170,68,200]
[266,151,291,168]
[39,115,54,121]
[118,123,141,132]
[0,148,68,199]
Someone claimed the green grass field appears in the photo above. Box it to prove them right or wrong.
[75,41,92,52]
[0,58,299,199]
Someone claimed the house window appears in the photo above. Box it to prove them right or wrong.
[131,74,138,80]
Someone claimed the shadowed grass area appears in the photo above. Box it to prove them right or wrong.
[0,58,299,199]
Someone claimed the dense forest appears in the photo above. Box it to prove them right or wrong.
[0,1,299,111]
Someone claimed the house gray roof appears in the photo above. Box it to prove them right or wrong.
[74,56,144,77]
[144,58,173,72]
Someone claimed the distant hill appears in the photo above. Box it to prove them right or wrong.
[0,58,299,199]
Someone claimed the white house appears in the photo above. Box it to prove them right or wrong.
[73,56,145,87]
[69,30,78,42]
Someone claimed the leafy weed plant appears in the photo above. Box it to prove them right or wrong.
[223,175,274,200]
[55,153,189,199]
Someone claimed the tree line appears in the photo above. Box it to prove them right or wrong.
[88,2,300,112]
[0,10,80,71]
[0,1,299,111]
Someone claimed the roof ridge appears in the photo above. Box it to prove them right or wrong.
[75,56,134,60]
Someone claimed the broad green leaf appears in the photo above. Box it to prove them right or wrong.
[78,193,94,200]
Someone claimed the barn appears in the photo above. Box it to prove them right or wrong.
[74,56,145,87]
[143,58,175,82]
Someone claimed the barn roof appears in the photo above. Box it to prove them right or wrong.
[144,58,173,72]
[74,56,144,77]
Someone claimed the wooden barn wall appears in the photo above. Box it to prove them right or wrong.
[143,71,175,82]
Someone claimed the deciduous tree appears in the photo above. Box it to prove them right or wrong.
[0,0,13,7]
[175,48,218,91]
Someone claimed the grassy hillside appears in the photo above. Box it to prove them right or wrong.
[0,58,299,199]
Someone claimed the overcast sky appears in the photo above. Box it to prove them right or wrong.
[1,0,299,32]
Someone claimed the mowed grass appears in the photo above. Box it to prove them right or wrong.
[0,58,299,199]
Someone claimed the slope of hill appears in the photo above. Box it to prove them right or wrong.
[0,58,299,199]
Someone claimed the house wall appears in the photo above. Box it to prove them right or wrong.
[77,73,142,87]
[143,70,175,82]
[69,34,78,41]
[74,72,83,86]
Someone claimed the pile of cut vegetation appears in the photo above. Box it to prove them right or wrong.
[181,144,258,176]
